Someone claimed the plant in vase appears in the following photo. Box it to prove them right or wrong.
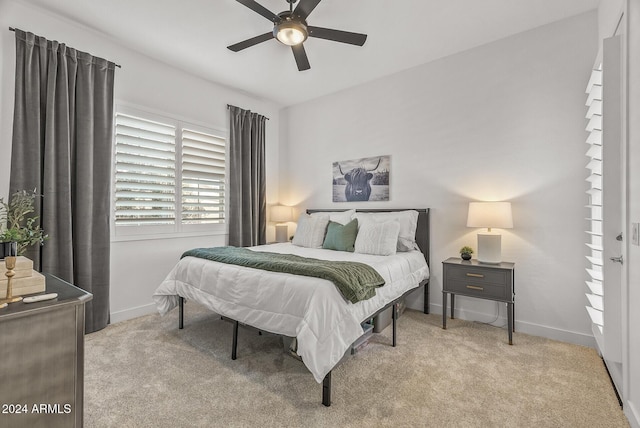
[460,246,473,261]
[0,228,19,259]
[0,189,48,258]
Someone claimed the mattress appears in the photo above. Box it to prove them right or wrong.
[153,243,429,383]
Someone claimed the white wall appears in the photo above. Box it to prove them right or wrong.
[280,12,598,346]
[0,0,283,322]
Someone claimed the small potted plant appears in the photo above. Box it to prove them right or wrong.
[460,246,473,261]
[0,189,48,258]
[0,229,18,259]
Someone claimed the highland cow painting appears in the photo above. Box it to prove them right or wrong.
[332,155,390,202]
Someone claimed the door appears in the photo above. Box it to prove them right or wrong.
[602,35,623,389]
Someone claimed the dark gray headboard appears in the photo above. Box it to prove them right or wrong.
[306,208,430,266]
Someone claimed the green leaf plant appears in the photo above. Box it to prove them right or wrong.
[0,189,48,255]
[460,246,474,256]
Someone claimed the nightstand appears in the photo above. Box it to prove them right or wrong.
[442,257,515,344]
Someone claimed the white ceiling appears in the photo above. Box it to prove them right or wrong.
[21,0,599,106]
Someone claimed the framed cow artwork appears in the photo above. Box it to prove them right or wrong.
[332,155,390,202]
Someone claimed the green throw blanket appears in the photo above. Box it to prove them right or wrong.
[182,246,385,304]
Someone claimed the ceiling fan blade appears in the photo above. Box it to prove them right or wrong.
[236,0,281,23]
[291,44,310,71]
[308,26,367,46]
[293,0,322,20]
[227,32,274,52]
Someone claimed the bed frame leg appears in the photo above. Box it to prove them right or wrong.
[178,296,184,330]
[232,320,239,360]
[322,372,332,407]
[392,303,398,347]
[424,280,430,314]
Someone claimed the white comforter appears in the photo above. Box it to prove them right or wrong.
[153,243,429,383]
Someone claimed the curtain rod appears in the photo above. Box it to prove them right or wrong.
[226,104,270,120]
[9,27,122,68]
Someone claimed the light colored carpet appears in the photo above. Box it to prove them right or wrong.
[85,304,628,428]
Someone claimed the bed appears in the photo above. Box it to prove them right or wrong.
[153,208,430,406]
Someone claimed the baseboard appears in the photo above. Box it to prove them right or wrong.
[515,317,596,348]
[626,401,640,428]
[408,301,596,348]
[110,302,157,324]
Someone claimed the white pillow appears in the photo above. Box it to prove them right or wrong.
[354,220,400,256]
[292,214,329,248]
[311,209,355,225]
[354,210,420,252]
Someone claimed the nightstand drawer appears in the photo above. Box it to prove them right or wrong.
[444,265,508,286]
[445,279,508,300]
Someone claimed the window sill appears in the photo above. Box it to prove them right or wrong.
[111,229,227,243]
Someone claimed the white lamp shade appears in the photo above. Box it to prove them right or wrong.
[271,205,293,223]
[467,202,513,229]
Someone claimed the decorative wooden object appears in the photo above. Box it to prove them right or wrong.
[0,256,46,296]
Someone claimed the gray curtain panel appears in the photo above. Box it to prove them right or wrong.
[228,105,267,247]
[9,29,116,333]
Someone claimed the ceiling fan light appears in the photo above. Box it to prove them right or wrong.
[275,21,307,46]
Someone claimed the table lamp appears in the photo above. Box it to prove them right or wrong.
[271,205,293,243]
[467,201,513,264]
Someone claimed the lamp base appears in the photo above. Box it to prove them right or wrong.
[477,233,502,264]
[275,224,289,243]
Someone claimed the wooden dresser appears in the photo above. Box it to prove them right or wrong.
[0,274,92,427]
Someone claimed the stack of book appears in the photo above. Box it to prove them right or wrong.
[0,256,46,297]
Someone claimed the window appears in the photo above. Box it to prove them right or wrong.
[584,65,603,336]
[181,129,226,224]
[114,113,177,226]
[113,108,226,237]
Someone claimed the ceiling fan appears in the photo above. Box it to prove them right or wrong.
[227,0,367,71]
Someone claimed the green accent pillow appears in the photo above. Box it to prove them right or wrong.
[322,219,358,252]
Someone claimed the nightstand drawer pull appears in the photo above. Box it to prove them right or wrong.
[466,285,484,291]
[466,273,484,278]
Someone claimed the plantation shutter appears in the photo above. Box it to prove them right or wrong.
[181,129,226,224]
[584,65,604,339]
[114,113,177,225]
